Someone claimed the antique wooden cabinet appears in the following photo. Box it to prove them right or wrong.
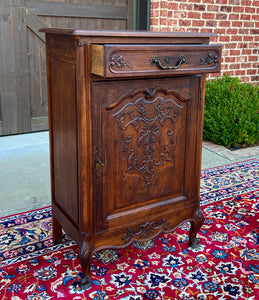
[40,28,221,289]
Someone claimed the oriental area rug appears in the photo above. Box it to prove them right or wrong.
[0,160,258,300]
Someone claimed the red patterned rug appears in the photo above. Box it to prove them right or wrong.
[0,160,258,300]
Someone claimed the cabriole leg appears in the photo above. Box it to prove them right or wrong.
[79,235,92,290]
[189,207,204,248]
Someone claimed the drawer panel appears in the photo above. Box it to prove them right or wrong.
[91,44,222,78]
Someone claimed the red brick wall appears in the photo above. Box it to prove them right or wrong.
[150,0,259,84]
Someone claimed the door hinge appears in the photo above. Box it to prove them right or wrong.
[96,146,104,177]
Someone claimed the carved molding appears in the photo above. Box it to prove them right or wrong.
[200,52,219,65]
[196,207,205,223]
[79,232,90,260]
[122,217,169,243]
[78,41,87,47]
[109,53,132,69]
[106,87,191,111]
[113,88,184,191]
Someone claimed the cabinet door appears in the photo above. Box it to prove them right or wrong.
[92,76,201,232]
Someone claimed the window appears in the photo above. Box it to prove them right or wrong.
[133,0,150,30]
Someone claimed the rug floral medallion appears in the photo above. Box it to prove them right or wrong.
[0,160,258,300]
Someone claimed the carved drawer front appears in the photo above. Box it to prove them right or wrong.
[91,44,222,78]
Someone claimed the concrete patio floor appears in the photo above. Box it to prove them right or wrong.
[0,131,258,218]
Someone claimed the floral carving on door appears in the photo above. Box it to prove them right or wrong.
[112,88,190,191]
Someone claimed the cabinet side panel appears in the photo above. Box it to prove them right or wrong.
[50,59,78,225]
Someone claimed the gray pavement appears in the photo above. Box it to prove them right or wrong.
[0,131,258,218]
[0,132,50,218]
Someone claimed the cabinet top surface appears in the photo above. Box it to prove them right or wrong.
[39,28,217,39]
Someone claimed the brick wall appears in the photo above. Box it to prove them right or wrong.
[150,0,259,84]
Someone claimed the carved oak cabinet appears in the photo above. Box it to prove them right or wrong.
[41,28,221,289]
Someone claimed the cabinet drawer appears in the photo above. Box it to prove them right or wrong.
[91,44,221,78]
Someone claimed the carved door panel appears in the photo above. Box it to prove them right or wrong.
[92,76,200,232]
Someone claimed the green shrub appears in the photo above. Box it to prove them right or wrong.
[203,74,259,148]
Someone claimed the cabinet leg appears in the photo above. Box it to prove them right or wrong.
[79,237,92,290]
[52,216,63,244]
[189,208,204,248]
